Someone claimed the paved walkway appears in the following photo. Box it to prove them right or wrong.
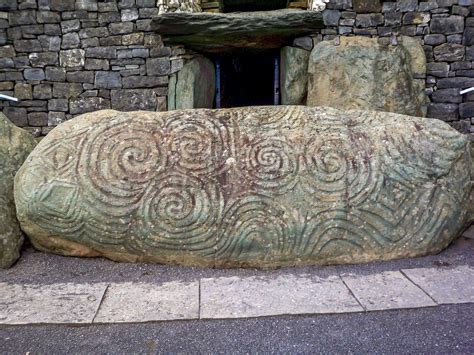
[1,264,473,325]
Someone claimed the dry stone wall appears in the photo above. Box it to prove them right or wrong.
[0,0,473,139]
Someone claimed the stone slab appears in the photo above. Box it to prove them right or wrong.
[0,283,107,324]
[341,271,436,311]
[402,266,474,305]
[152,9,324,51]
[93,281,199,323]
[200,275,363,319]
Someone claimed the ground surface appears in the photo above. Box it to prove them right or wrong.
[1,304,473,353]
[1,227,473,353]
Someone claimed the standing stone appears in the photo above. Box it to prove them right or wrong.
[0,113,36,268]
[307,36,427,117]
[14,106,472,268]
[280,46,310,105]
[170,57,215,110]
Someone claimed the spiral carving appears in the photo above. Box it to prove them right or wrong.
[78,117,167,217]
[244,137,299,195]
[215,195,295,261]
[139,172,223,252]
[301,131,378,206]
[166,113,235,177]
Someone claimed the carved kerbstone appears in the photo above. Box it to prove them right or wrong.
[15,107,472,268]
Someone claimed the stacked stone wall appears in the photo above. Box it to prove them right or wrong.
[0,0,473,138]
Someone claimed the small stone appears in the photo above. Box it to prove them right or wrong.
[45,67,66,81]
[109,22,134,35]
[29,52,58,67]
[14,83,33,100]
[430,16,465,35]
[434,43,465,62]
[52,82,83,98]
[121,8,139,21]
[28,112,48,126]
[33,84,52,99]
[60,32,80,49]
[61,19,81,34]
[48,111,66,126]
[146,57,170,76]
[69,97,110,114]
[48,98,69,111]
[84,58,109,70]
[94,71,122,89]
[24,68,45,81]
[59,49,85,67]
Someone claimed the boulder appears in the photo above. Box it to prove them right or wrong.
[307,36,428,117]
[15,107,472,268]
[280,46,310,105]
[0,113,36,268]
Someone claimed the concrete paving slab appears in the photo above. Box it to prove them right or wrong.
[0,283,107,325]
[200,275,363,319]
[93,281,199,323]
[402,266,474,304]
[341,271,436,311]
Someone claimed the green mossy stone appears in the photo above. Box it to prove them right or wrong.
[308,36,429,117]
[14,107,472,268]
[0,113,36,268]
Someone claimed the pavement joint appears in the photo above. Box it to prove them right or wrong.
[1,265,472,325]
[399,269,439,306]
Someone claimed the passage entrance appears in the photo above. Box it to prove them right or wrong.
[214,50,280,108]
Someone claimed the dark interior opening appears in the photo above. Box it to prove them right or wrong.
[213,50,279,108]
[222,0,288,13]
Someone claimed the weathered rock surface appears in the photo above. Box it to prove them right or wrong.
[168,57,215,110]
[0,113,36,268]
[307,36,428,117]
[152,9,324,52]
[280,46,310,105]
[15,107,471,268]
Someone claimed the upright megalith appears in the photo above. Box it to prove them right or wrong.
[14,107,472,268]
[307,36,428,117]
[0,113,36,268]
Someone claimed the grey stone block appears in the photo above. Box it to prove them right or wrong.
[52,82,83,99]
[94,71,122,89]
[146,57,170,76]
[111,89,157,111]
[48,99,69,112]
[430,16,465,34]
[69,97,111,115]
[28,112,48,126]
[33,84,52,99]
[61,19,81,34]
[122,75,168,88]
[86,46,116,59]
[45,67,66,81]
[59,49,85,67]
[29,52,59,67]
[24,69,45,81]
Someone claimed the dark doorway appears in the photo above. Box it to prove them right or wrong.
[214,50,279,108]
[222,0,289,12]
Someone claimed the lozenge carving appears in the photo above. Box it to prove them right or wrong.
[14,106,472,267]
